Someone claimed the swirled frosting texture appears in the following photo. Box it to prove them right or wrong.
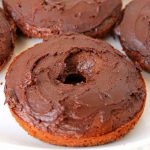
[0,8,14,68]
[3,0,122,37]
[116,0,150,72]
[5,34,146,137]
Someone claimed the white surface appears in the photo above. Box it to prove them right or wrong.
[0,0,150,149]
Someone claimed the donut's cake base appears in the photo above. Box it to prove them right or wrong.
[0,9,16,71]
[3,0,122,38]
[10,101,145,147]
[115,0,150,72]
[119,38,150,73]
[84,6,122,38]
[0,53,13,72]
[5,33,146,147]
[10,10,120,39]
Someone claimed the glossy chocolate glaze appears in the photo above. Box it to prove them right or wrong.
[3,0,122,37]
[5,34,146,137]
[0,8,14,67]
[115,0,150,72]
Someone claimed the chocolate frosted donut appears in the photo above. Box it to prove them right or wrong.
[3,0,122,38]
[0,8,15,71]
[5,34,146,147]
[115,0,150,72]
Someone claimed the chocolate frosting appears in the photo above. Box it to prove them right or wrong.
[3,0,122,35]
[5,34,146,137]
[0,8,14,67]
[115,0,150,72]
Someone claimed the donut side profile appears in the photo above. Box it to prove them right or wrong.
[0,8,15,71]
[2,0,122,38]
[115,0,150,72]
[5,34,146,147]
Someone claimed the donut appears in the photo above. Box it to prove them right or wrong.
[2,0,122,38]
[0,8,15,71]
[115,0,150,72]
[5,34,146,147]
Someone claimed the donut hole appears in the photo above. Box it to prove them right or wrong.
[57,72,86,85]
[57,49,101,85]
[64,73,86,85]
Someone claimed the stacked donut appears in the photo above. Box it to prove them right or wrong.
[1,0,149,147]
